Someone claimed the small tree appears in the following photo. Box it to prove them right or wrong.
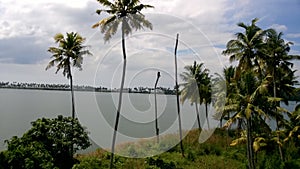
[1,115,91,169]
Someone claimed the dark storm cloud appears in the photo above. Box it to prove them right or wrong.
[0,36,50,64]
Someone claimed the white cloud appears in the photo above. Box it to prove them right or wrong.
[0,0,299,87]
[270,24,288,32]
[287,33,300,39]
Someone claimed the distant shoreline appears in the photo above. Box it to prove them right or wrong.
[0,86,176,95]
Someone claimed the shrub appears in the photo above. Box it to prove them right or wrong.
[1,115,90,169]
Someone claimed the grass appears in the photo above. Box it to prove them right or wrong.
[73,128,248,169]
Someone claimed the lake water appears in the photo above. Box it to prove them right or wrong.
[0,89,298,153]
[0,89,206,152]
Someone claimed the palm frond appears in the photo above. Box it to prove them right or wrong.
[96,0,114,8]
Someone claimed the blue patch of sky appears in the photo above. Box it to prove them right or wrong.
[224,0,300,54]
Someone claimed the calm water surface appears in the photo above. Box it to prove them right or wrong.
[1,89,297,152]
[0,89,201,151]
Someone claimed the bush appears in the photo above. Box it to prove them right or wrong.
[72,157,102,169]
[146,157,176,169]
[1,115,90,169]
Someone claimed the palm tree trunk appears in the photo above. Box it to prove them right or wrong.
[246,117,255,169]
[273,68,284,161]
[205,102,209,129]
[195,103,201,131]
[174,33,185,157]
[69,72,75,119]
[68,65,75,158]
[110,21,127,169]
[154,72,160,143]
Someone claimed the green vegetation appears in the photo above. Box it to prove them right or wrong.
[177,18,300,169]
[0,116,90,169]
[73,129,247,169]
[72,128,300,169]
[220,18,300,169]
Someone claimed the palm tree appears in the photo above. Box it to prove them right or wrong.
[180,61,202,131]
[212,66,235,128]
[263,29,299,103]
[284,104,300,144]
[201,73,211,129]
[222,18,266,80]
[262,29,300,160]
[46,32,91,156]
[92,0,153,167]
[223,71,270,169]
[46,32,91,119]
[222,18,266,169]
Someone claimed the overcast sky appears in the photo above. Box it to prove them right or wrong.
[1,0,300,89]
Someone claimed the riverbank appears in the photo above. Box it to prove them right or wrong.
[74,129,247,169]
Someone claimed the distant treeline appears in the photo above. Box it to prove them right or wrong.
[0,82,176,95]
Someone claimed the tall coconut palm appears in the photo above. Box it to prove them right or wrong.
[222,18,266,169]
[46,32,91,119]
[46,32,91,156]
[180,61,202,131]
[92,0,153,167]
[193,62,210,129]
[201,73,211,129]
[223,71,271,169]
[222,18,266,80]
[212,66,235,128]
[262,29,300,160]
[263,29,299,103]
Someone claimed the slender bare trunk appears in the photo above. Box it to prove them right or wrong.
[174,33,185,157]
[205,102,209,129]
[110,21,127,169]
[70,74,75,119]
[68,64,75,157]
[195,103,201,131]
[154,72,161,143]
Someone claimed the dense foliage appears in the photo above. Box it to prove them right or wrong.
[178,18,300,169]
[0,115,91,169]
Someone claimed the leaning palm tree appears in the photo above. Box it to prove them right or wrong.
[46,32,91,119]
[92,0,153,167]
